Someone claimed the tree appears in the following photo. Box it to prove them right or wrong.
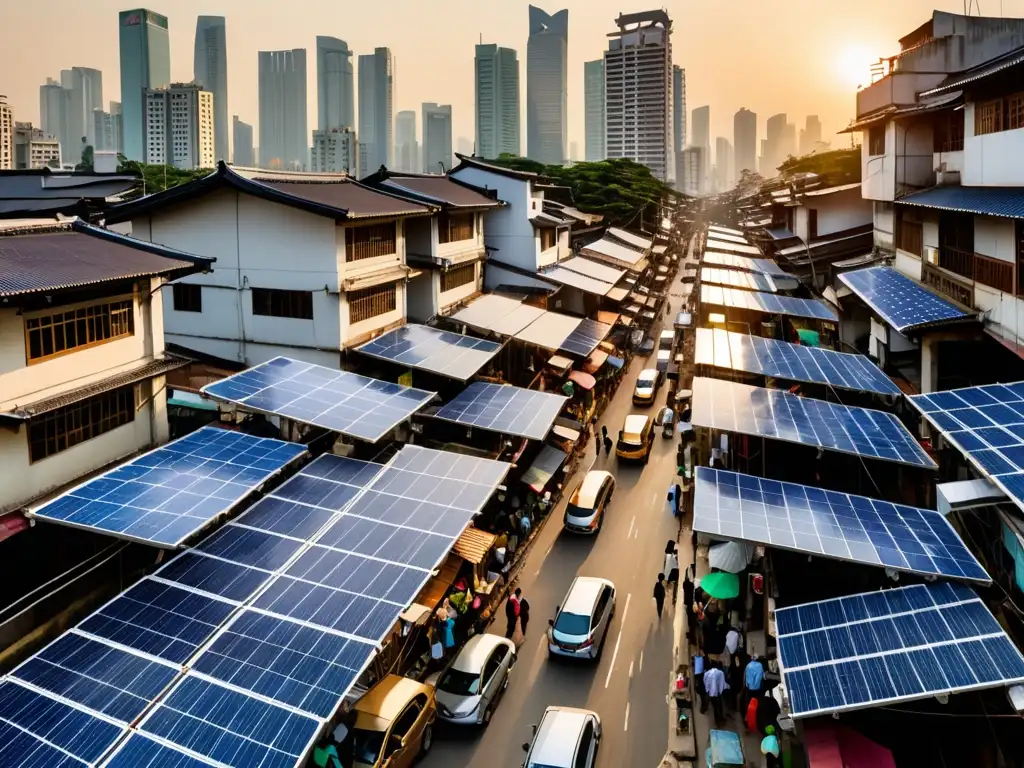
[778,147,861,184]
[75,145,94,172]
[114,159,213,200]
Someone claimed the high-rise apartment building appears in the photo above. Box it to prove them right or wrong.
[781,122,797,163]
[232,115,254,166]
[527,6,568,166]
[584,59,605,161]
[119,9,170,161]
[604,10,674,182]
[39,78,69,158]
[64,68,102,163]
[475,44,520,159]
[714,137,733,191]
[144,83,214,169]
[799,114,822,156]
[93,102,123,153]
[258,49,308,170]
[690,105,710,192]
[317,36,354,131]
[194,16,228,162]
[395,110,417,173]
[311,128,357,174]
[358,47,394,177]
[681,146,703,197]
[673,66,686,153]
[0,97,15,170]
[763,113,787,175]
[733,107,757,176]
[14,123,62,169]
[422,103,453,172]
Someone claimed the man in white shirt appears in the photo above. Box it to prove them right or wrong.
[725,628,740,656]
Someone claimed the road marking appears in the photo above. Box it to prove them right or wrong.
[633,527,639,540]
[640,650,644,672]
[605,593,630,688]
[628,659,634,679]
[533,539,556,575]
[624,702,630,732]
[627,515,636,539]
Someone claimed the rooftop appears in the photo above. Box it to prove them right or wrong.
[361,168,504,210]
[449,154,541,181]
[0,168,138,219]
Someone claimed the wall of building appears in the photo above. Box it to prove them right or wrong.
[449,168,537,272]
[873,201,895,249]
[974,216,1016,263]
[406,272,437,322]
[439,262,481,312]
[343,282,405,345]
[861,121,934,201]
[483,262,553,292]
[963,103,1024,186]
[795,189,872,241]
[164,334,339,369]
[405,217,435,262]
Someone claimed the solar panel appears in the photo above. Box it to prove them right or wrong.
[102,734,218,768]
[281,545,431,605]
[700,285,838,322]
[705,238,761,255]
[694,328,902,397]
[775,582,1024,718]
[390,443,512,487]
[702,251,790,278]
[559,318,612,358]
[701,266,776,293]
[201,357,437,443]
[691,377,936,468]
[433,382,566,440]
[30,427,307,548]
[355,324,502,381]
[694,467,989,582]
[152,551,272,604]
[541,265,615,296]
[194,525,306,572]
[838,266,972,333]
[315,514,458,571]
[191,609,377,718]
[908,381,1024,514]
[139,676,320,768]
[515,312,583,350]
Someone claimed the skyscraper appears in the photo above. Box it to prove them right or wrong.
[194,16,228,162]
[604,11,674,181]
[232,115,254,166]
[799,114,822,155]
[65,68,102,163]
[475,44,520,159]
[527,5,568,166]
[764,113,786,175]
[673,66,686,153]
[144,83,214,169]
[422,103,452,172]
[39,78,68,159]
[258,49,308,170]
[395,110,417,172]
[317,36,354,131]
[584,59,604,162]
[691,105,710,192]
[0,96,13,170]
[358,47,394,177]
[781,122,797,163]
[714,137,733,191]
[733,108,757,176]
[93,102,123,154]
[119,9,170,162]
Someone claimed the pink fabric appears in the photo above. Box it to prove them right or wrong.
[804,723,895,768]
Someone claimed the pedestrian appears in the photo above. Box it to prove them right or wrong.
[693,652,708,712]
[683,566,696,642]
[653,573,667,619]
[596,428,602,457]
[757,689,781,735]
[601,425,608,442]
[725,627,741,657]
[745,692,760,733]
[603,433,613,456]
[519,596,531,635]
[673,482,682,517]
[744,655,765,714]
[761,725,781,768]
[703,662,727,725]
[664,543,680,604]
[505,588,521,639]
[726,653,744,713]
[665,484,677,517]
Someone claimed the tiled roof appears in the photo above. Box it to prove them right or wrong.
[898,185,1024,219]
[0,169,138,219]
[450,153,540,180]
[378,175,503,208]
[253,178,431,218]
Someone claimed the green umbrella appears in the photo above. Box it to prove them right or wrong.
[700,571,740,600]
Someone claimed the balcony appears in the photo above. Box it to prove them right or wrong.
[856,72,946,118]
[922,261,974,306]
[921,246,1015,305]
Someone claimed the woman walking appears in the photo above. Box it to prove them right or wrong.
[664,542,680,604]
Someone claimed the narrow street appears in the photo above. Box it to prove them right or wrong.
[421,312,685,768]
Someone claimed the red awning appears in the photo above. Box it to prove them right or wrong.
[987,327,1024,360]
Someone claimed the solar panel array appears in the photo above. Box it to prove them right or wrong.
[776,582,1024,718]
[701,266,777,293]
[690,377,936,468]
[694,467,989,582]
[433,381,567,440]
[102,734,217,768]
[31,427,307,548]
[702,250,791,279]
[355,324,502,381]
[908,381,1024,514]
[202,357,437,443]
[838,267,972,333]
[694,328,901,397]
[700,285,838,322]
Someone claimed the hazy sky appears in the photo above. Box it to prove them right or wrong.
[3,0,1022,159]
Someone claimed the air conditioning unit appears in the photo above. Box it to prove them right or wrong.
[924,245,939,265]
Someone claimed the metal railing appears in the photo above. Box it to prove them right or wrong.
[936,245,1014,294]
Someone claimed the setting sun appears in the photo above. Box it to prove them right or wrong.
[836,45,876,89]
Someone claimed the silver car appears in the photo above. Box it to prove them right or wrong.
[547,577,616,661]
[431,633,516,726]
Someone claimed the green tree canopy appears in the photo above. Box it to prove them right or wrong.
[115,158,213,200]
[778,147,861,185]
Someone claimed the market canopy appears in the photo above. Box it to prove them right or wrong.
[356,324,502,381]
[433,382,567,441]
[700,285,838,322]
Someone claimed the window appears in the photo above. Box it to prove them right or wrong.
[345,223,397,261]
[252,288,313,320]
[172,283,202,313]
[482,651,503,687]
[539,227,557,252]
[28,386,135,463]
[441,264,476,292]
[934,109,965,152]
[1008,93,1024,131]
[25,298,134,364]
[807,209,818,240]
[976,98,1004,136]
[348,283,396,324]
[868,125,885,156]
[438,212,475,244]
[897,218,924,257]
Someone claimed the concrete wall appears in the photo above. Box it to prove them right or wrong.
[861,121,934,202]
[449,167,540,273]
[873,201,895,249]
[407,271,437,322]
[483,261,553,292]
[963,102,1024,186]
[795,188,872,241]
[974,216,1016,263]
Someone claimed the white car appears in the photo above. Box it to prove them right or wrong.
[564,471,615,534]
[430,634,516,726]
[522,706,602,768]
[633,368,660,405]
[548,577,616,661]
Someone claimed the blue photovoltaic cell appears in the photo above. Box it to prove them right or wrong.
[693,467,990,582]
[30,426,306,547]
[233,495,340,540]
[102,734,217,768]
[694,328,901,397]
[140,676,320,768]
[389,444,512,488]
[315,514,455,571]
[191,609,376,717]
[193,524,304,572]
[559,318,613,358]
[10,633,179,724]
[201,356,437,443]
[700,285,837,321]
[356,323,502,381]
[153,551,272,604]
[702,251,791,279]
[434,382,567,440]
[301,454,384,488]
[282,546,430,604]
[838,266,971,333]
[775,583,1024,717]
[77,578,237,664]
[0,681,124,766]
[909,381,1024,515]
[691,377,935,469]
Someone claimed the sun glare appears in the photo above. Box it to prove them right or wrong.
[836,46,874,90]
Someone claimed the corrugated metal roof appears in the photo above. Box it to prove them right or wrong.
[899,185,1024,219]
[606,227,653,251]
[766,227,797,241]
[255,178,430,218]
[380,175,502,208]
[452,526,497,564]
[802,182,862,198]
[921,45,1024,97]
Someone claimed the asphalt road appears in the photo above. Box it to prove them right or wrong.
[422,317,682,768]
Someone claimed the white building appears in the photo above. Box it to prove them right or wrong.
[0,219,211,522]
[681,146,704,197]
[311,128,357,174]
[604,10,674,182]
[104,163,436,367]
[475,44,520,160]
[258,49,308,171]
[0,96,13,170]
[714,136,733,192]
[584,59,605,162]
[93,102,123,154]
[317,36,354,132]
[144,83,215,170]
[14,123,61,169]
[422,103,453,173]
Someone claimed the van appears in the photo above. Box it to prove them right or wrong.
[351,675,437,768]
[659,329,675,351]
[564,471,615,534]
[616,414,654,462]
[547,577,616,660]
[521,706,602,768]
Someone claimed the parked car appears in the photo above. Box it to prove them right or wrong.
[351,675,436,768]
[548,576,616,661]
[430,634,516,726]
[659,329,675,351]
[616,414,654,463]
[632,369,660,406]
[521,706,602,768]
[564,470,615,534]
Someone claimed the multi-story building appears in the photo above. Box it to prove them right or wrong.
[39,79,67,158]
[258,49,307,171]
[681,146,704,197]
[604,10,674,182]
[358,47,394,177]
[800,115,822,156]
[584,59,605,162]
[311,127,357,174]
[144,83,215,170]
[763,113,787,175]
[13,123,61,169]
[690,104,710,190]
[714,137,733,192]
[475,44,520,160]
[119,9,170,162]
[395,110,418,173]
[0,96,13,170]
[673,65,686,155]
[734,107,757,176]
[193,16,228,162]
[232,115,254,167]
[317,36,354,131]
[93,102,123,154]
[422,103,453,173]
[527,5,568,166]
[63,67,103,165]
